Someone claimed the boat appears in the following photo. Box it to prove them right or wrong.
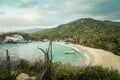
[65,51,74,54]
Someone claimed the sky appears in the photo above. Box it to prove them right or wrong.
[0,0,120,32]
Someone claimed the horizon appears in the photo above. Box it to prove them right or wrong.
[0,17,120,33]
[0,0,120,32]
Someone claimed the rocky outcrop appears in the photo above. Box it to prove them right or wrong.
[16,73,36,80]
[3,34,25,43]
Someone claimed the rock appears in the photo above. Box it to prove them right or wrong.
[16,73,29,80]
[3,34,25,43]
[16,73,37,80]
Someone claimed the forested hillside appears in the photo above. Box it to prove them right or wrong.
[31,18,120,55]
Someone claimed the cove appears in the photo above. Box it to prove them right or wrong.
[0,42,87,66]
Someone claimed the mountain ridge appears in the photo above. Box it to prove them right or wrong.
[0,18,120,55]
[32,18,120,55]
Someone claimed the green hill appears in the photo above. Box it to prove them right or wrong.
[32,18,120,55]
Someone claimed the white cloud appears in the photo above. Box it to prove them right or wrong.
[0,0,120,32]
[17,7,43,21]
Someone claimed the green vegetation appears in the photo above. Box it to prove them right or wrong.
[0,42,120,80]
[1,59,120,80]
[0,18,120,80]
[31,18,120,55]
[38,40,53,80]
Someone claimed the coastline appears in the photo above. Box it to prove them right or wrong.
[68,43,120,71]
[55,42,90,66]
[1,41,120,71]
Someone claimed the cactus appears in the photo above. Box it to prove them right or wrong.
[38,40,53,80]
[6,49,11,78]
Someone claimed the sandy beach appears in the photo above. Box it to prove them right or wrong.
[68,43,120,71]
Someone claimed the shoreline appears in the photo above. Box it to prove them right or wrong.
[68,43,120,71]
[1,41,120,71]
[55,42,90,66]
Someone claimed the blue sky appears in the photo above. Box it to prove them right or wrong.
[0,0,120,32]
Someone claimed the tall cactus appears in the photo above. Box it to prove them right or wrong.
[38,40,53,80]
[6,49,11,78]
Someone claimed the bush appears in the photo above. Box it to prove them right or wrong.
[0,59,120,80]
[53,66,120,80]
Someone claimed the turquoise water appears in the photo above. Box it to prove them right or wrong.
[0,42,87,66]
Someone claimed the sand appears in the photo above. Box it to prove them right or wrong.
[68,43,120,71]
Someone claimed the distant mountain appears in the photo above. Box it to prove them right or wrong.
[19,28,44,33]
[32,18,120,55]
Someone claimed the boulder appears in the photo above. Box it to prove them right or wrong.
[16,73,37,80]
[16,73,29,80]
